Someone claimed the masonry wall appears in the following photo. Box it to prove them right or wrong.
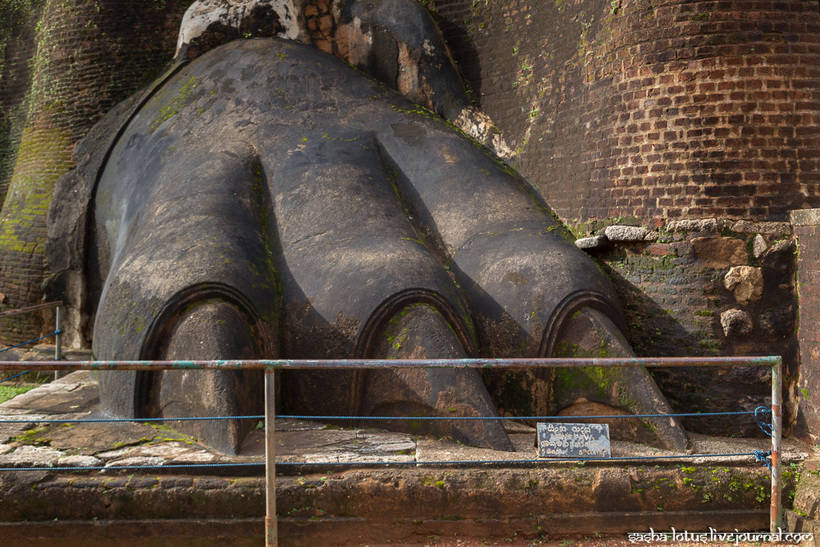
[431,0,820,224]
[0,0,44,206]
[0,0,189,341]
[427,0,815,433]
[576,218,798,434]
[792,209,820,448]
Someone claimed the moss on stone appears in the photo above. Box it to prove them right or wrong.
[0,126,73,254]
[151,75,200,131]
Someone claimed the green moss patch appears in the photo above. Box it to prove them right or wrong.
[0,383,36,403]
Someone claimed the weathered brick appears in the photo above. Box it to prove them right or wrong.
[0,0,189,341]
[433,0,819,223]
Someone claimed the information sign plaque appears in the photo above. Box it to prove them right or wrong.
[536,422,611,458]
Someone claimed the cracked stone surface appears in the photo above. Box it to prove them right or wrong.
[106,456,165,468]
[0,380,98,414]
[40,421,161,455]
[0,445,65,467]
[57,455,101,467]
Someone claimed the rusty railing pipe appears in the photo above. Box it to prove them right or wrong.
[771,359,783,532]
[0,356,781,372]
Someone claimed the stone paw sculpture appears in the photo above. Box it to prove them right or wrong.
[46,0,688,454]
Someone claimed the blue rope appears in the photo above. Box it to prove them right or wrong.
[0,330,61,354]
[0,452,767,472]
[0,370,31,384]
[0,409,765,424]
[755,406,773,437]
[277,410,758,421]
[0,331,62,382]
[754,449,772,471]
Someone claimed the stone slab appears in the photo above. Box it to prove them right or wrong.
[0,381,98,414]
[794,221,820,447]
[0,370,811,470]
[0,511,774,546]
[36,421,161,455]
[791,209,820,226]
[730,220,792,236]
[667,219,720,233]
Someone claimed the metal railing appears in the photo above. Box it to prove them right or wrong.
[0,355,783,546]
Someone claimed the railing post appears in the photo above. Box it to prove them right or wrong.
[770,358,782,533]
[55,305,62,361]
[265,369,278,547]
[53,305,63,380]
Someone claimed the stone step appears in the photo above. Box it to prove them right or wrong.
[0,512,773,546]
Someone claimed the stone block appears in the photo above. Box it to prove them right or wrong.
[575,235,609,250]
[723,266,763,304]
[666,219,719,233]
[752,234,767,258]
[603,225,648,242]
[691,236,748,268]
[57,454,101,467]
[645,243,671,256]
[730,220,791,236]
[720,308,753,337]
[790,209,820,226]
[793,211,820,447]
[793,470,820,520]
[0,445,64,467]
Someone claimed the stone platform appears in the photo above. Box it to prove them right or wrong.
[0,370,813,545]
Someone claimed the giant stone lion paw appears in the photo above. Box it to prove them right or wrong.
[47,0,688,454]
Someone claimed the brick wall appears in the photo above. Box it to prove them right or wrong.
[425,0,814,431]
[0,0,44,205]
[431,0,820,224]
[0,0,189,342]
[576,218,798,434]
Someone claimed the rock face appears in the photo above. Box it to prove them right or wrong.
[723,266,764,305]
[47,35,686,454]
[720,309,753,338]
[176,0,302,58]
[752,234,768,258]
